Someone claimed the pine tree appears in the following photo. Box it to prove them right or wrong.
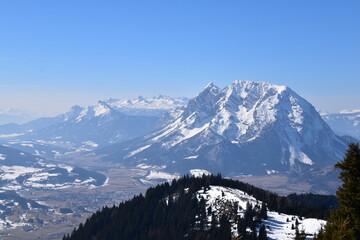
[207,206,212,216]
[258,224,267,240]
[237,217,246,238]
[320,212,354,240]
[259,202,267,220]
[294,228,306,240]
[334,143,360,237]
[317,143,360,240]
[219,215,232,240]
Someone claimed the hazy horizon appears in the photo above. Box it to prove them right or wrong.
[1,81,360,119]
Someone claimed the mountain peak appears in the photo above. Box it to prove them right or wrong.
[64,105,85,121]
[204,82,215,88]
[94,101,113,116]
[113,80,346,176]
[201,82,221,95]
[137,95,146,102]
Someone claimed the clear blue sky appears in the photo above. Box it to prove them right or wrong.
[0,0,359,115]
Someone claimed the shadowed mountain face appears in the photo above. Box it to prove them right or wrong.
[99,80,347,176]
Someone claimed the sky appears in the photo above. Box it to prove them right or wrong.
[0,0,359,116]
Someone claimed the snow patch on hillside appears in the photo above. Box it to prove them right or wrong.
[0,133,24,138]
[127,144,151,157]
[197,185,325,239]
[165,123,210,148]
[190,169,211,177]
[94,103,110,116]
[146,171,179,181]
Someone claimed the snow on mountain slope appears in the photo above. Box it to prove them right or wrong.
[14,101,160,151]
[196,185,325,240]
[102,80,347,175]
[105,95,188,116]
[322,110,360,140]
[0,96,187,155]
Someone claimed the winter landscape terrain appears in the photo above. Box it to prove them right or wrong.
[63,175,331,240]
[3,0,359,238]
[0,80,357,239]
[195,185,326,240]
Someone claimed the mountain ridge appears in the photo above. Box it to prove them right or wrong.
[98,80,347,176]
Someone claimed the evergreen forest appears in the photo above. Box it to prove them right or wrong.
[63,174,338,240]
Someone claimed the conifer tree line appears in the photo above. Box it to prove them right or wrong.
[314,143,360,240]
[64,173,338,240]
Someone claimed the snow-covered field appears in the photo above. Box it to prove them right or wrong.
[197,185,326,240]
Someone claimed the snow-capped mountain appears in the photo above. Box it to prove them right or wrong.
[321,110,360,140]
[0,96,187,157]
[105,95,188,117]
[25,101,159,146]
[100,80,347,175]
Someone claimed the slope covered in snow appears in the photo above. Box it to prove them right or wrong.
[63,174,331,240]
[105,95,188,116]
[196,185,325,240]
[0,96,187,156]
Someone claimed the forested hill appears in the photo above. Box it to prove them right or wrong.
[63,175,337,240]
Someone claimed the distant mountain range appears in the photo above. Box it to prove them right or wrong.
[98,80,347,176]
[0,83,357,194]
[0,96,187,158]
[321,110,360,140]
